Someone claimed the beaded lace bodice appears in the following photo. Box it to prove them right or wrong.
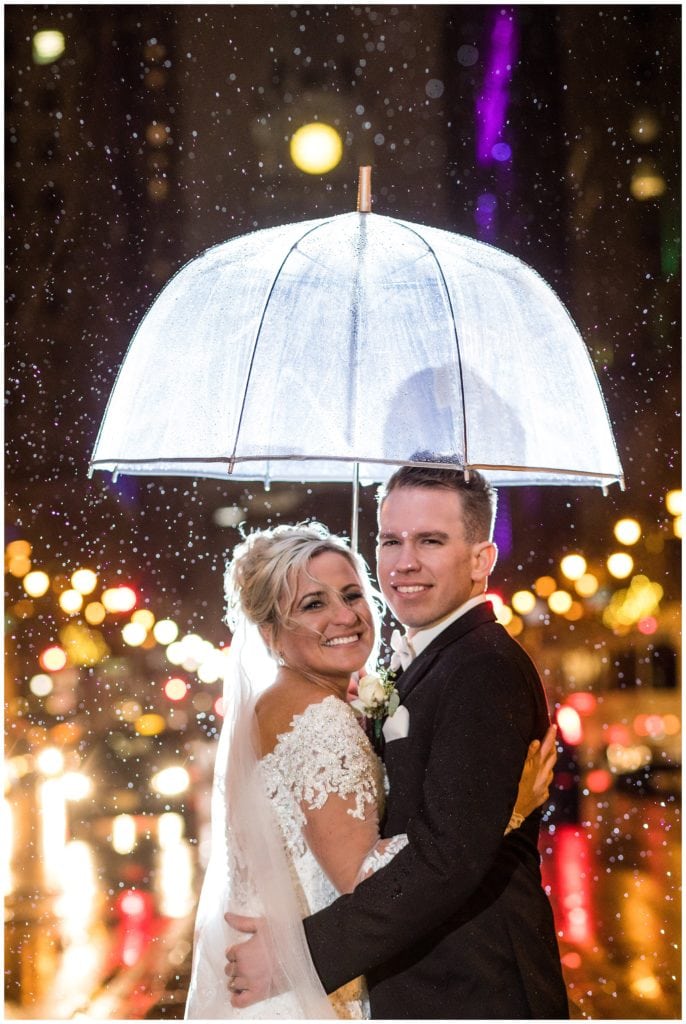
[259,695,386,1019]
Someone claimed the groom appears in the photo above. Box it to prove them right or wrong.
[227,463,569,1018]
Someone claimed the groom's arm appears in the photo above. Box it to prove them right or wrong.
[302,648,540,993]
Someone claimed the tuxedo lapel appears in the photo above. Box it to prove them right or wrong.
[397,602,497,703]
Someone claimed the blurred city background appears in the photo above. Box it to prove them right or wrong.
[4,4,681,1020]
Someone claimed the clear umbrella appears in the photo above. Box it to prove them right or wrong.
[90,169,623,544]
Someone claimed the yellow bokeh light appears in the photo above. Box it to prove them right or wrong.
[36,747,64,777]
[511,590,536,615]
[153,619,179,645]
[560,554,587,581]
[548,590,573,615]
[607,552,634,579]
[122,622,147,647]
[614,518,641,546]
[674,515,683,539]
[135,713,166,736]
[132,609,155,631]
[84,601,106,625]
[506,615,523,638]
[289,122,343,175]
[23,570,50,598]
[533,575,557,598]
[564,601,584,621]
[112,814,137,855]
[8,556,31,578]
[7,540,31,559]
[59,589,84,615]
[71,568,98,595]
[62,772,93,801]
[32,29,66,65]
[150,766,190,797]
[495,604,513,626]
[665,489,682,516]
[630,168,666,201]
[574,573,599,598]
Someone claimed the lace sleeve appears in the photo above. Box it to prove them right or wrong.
[267,696,385,823]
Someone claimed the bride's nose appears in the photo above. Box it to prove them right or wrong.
[332,597,359,623]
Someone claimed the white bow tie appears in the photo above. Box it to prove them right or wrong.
[389,628,415,672]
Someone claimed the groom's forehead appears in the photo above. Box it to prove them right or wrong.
[378,486,465,526]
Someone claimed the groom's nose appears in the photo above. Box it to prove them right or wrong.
[391,545,421,573]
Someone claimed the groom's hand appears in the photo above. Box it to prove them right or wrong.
[225,912,283,1007]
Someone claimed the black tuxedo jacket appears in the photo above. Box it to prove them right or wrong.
[303,602,569,1019]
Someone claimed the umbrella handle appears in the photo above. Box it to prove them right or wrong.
[351,461,360,553]
[357,166,372,213]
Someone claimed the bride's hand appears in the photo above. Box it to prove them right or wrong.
[225,912,285,1007]
[514,724,558,821]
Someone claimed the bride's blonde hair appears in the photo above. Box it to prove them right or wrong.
[224,522,382,662]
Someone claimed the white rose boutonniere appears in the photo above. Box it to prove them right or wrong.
[351,668,400,748]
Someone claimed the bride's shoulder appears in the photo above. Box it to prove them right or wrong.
[256,687,354,757]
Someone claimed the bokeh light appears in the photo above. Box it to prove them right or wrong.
[560,554,587,581]
[574,573,599,598]
[132,608,155,631]
[135,713,166,736]
[548,590,573,614]
[289,122,343,174]
[102,586,137,613]
[32,29,65,64]
[39,645,67,672]
[164,677,188,702]
[665,489,682,516]
[614,518,641,545]
[607,552,634,579]
[29,674,54,698]
[71,568,98,594]
[511,590,536,615]
[84,601,106,625]
[151,766,190,796]
[533,575,557,598]
[36,747,65,776]
[22,570,50,598]
[58,589,83,615]
[153,619,179,645]
[122,621,147,647]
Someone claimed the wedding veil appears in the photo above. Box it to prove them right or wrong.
[184,612,335,1019]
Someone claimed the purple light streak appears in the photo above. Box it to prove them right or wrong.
[475,9,518,166]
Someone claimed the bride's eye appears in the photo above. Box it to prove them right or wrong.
[302,598,324,611]
[344,590,364,603]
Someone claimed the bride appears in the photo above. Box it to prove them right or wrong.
[184,523,553,1019]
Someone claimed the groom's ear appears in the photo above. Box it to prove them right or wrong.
[472,541,498,581]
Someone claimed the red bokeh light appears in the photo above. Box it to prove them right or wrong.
[586,769,612,794]
[39,644,67,672]
[566,691,597,715]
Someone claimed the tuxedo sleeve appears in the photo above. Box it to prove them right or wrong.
[303,646,540,993]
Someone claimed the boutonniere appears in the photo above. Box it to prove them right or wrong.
[351,668,400,746]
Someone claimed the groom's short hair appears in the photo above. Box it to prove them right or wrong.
[378,457,497,544]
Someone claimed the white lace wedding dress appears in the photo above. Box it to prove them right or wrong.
[251,695,405,1019]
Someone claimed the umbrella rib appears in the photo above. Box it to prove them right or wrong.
[88,453,623,481]
[392,219,470,465]
[228,217,338,468]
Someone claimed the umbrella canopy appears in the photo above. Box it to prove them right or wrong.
[90,210,623,489]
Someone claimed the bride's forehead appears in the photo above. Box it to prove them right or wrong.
[295,551,359,590]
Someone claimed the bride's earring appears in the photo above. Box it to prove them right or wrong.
[277,653,285,666]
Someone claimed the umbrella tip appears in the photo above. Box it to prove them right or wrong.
[357,166,372,213]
